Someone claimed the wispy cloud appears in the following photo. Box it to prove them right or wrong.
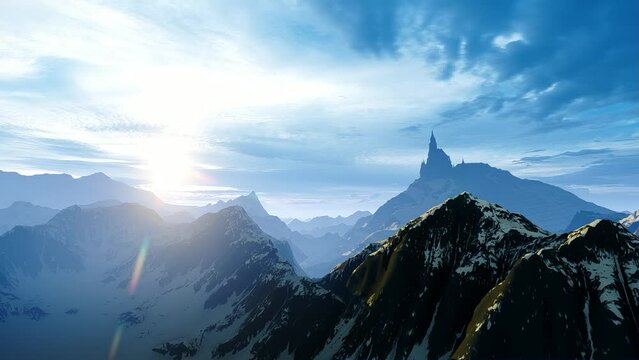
[0,0,637,215]
[515,148,613,164]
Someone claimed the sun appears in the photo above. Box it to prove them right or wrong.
[142,135,193,194]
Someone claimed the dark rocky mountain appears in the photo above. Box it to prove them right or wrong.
[260,194,638,360]
[346,132,620,248]
[213,193,638,360]
[454,220,639,359]
[565,210,627,232]
[306,193,557,360]
[0,201,59,235]
[621,209,639,235]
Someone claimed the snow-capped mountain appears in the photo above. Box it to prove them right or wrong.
[2,193,636,359]
[621,209,639,235]
[565,210,627,232]
[454,219,639,359]
[0,201,59,235]
[0,204,318,359]
[307,193,557,359]
[212,193,638,360]
[346,133,621,248]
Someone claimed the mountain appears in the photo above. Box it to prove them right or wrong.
[197,192,295,242]
[453,219,639,359]
[292,232,353,278]
[1,193,636,359]
[0,201,58,235]
[0,204,321,359]
[163,210,195,224]
[222,193,638,360]
[197,191,270,218]
[191,191,309,268]
[346,132,620,247]
[288,210,372,237]
[0,171,308,273]
[620,209,639,235]
[0,171,160,209]
[565,209,627,232]
[309,193,557,359]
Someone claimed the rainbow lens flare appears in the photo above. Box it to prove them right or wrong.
[128,237,150,295]
[107,324,124,360]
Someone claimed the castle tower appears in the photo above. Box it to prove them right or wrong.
[429,131,437,154]
[420,131,453,178]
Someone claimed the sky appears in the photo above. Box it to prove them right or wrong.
[0,0,637,218]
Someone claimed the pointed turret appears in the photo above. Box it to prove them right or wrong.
[420,131,453,178]
[429,131,437,152]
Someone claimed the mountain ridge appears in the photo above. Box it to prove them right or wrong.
[346,133,621,249]
[1,192,636,359]
[0,201,59,235]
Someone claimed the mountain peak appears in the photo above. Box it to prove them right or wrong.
[79,172,111,181]
[205,191,270,218]
[413,192,547,239]
[420,131,452,177]
[562,218,635,253]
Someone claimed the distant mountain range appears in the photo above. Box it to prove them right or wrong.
[345,132,625,246]
[0,171,159,209]
[288,211,371,237]
[0,138,632,280]
[1,193,636,359]
[0,172,309,273]
[0,201,58,234]
[0,170,373,276]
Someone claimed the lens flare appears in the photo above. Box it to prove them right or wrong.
[128,238,150,295]
[108,324,124,360]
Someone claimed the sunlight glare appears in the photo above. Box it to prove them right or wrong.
[142,135,194,195]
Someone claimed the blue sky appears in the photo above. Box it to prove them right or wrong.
[0,0,637,218]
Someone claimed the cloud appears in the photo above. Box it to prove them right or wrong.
[0,0,637,216]
[535,153,639,211]
[312,0,639,127]
[515,148,613,164]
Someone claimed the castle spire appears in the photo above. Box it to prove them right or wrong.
[429,131,437,150]
[420,130,452,178]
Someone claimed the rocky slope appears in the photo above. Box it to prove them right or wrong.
[235,193,638,360]
[454,220,639,359]
[311,193,556,360]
